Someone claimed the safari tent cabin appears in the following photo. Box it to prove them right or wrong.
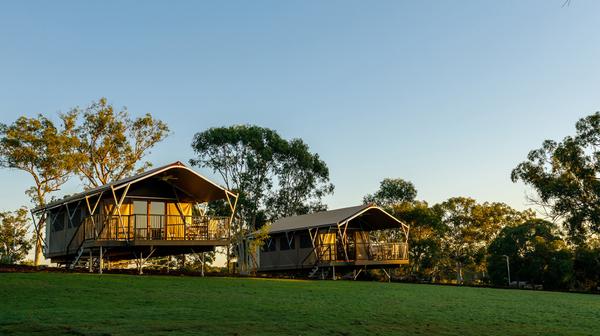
[31,161,237,270]
[256,204,409,277]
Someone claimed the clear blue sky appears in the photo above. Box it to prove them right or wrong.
[1,1,599,214]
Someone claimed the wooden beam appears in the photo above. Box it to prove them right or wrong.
[111,184,131,240]
[85,191,104,238]
[29,210,48,252]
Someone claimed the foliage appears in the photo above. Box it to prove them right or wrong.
[182,251,217,274]
[190,125,334,272]
[573,245,600,291]
[266,139,333,219]
[70,97,170,188]
[511,112,600,245]
[2,273,600,336]
[363,178,417,207]
[487,219,573,290]
[191,125,333,227]
[0,208,33,264]
[390,201,444,280]
[436,197,535,284]
[247,223,271,270]
[363,178,441,280]
[0,113,80,265]
[190,125,286,229]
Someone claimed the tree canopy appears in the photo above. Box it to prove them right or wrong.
[512,112,600,245]
[191,125,333,228]
[0,113,80,265]
[436,197,535,283]
[71,97,170,188]
[363,178,417,207]
[390,201,444,280]
[0,208,33,264]
[191,125,334,272]
[487,219,573,290]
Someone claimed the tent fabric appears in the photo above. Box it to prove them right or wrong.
[101,202,133,240]
[317,232,336,261]
[268,205,369,234]
[355,231,369,260]
[32,161,234,213]
[267,204,406,234]
[166,202,192,239]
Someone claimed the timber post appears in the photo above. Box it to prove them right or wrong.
[99,246,103,274]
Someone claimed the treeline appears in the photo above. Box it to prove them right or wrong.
[365,180,596,291]
[366,112,600,291]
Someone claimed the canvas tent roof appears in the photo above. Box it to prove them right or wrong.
[268,204,408,234]
[33,161,236,213]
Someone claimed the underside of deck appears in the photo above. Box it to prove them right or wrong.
[48,239,226,264]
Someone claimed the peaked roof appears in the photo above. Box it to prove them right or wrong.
[268,204,407,234]
[33,161,236,213]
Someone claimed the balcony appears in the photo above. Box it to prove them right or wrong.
[316,242,408,263]
[77,214,230,243]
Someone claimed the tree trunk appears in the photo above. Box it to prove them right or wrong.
[33,188,45,266]
[33,237,43,266]
[456,262,463,284]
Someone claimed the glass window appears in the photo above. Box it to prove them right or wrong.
[52,211,65,232]
[299,233,312,249]
[133,201,147,229]
[149,201,165,215]
[261,238,277,252]
[280,235,295,250]
[133,201,147,215]
[68,207,82,228]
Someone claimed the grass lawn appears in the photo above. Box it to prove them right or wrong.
[1,273,599,335]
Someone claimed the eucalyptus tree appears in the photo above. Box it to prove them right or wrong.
[436,197,535,283]
[390,201,444,280]
[70,97,170,188]
[0,113,80,265]
[512,112,600,246]
[191,125,285,230]
[363,178,440,279]
[0,208,34,264]
[487,219,573,290]
[363,178,417,207]
[190,125,334,272]
[266,138,334,219]
[191,125,333,228]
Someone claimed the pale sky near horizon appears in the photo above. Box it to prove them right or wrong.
[1,1,599,220]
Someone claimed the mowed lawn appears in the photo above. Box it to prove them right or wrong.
[1,273,599,336]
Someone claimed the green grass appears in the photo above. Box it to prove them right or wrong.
[1,273,599,336]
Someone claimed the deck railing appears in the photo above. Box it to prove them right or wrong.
[78,214,230,242]
[358,242,408,261]
[315,242,408,262]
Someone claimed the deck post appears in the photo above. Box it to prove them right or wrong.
[89,250,93,273]
[224,191,238,274]
[138,252,143,275]
[99,246,103,274]
[332,265,336,280]
[382,268,391,282]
